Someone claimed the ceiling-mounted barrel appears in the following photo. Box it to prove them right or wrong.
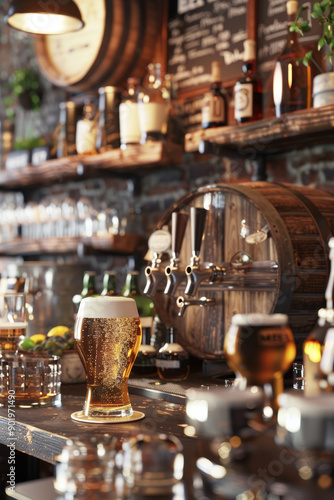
[34,0,161,92]
[151,182,334,360]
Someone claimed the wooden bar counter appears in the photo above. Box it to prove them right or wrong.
[0,382,190,465]
[1,379,334,500]
[0,379,197,499]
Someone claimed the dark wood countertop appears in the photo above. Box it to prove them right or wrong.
[1,380,334,500]
[0,383,189,465]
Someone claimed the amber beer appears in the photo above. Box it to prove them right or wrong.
[0,323,27,351]
[224,313,296,408]
[0,293,27,352]
[74,296,141,418]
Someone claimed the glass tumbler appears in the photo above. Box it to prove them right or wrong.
[0,293,27,352]
[0,352,61,407]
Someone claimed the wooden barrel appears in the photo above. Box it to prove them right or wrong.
[34,0,161,92]
[151,182,334,360]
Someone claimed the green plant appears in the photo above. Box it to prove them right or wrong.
[5,68,43,118]
[14,137,46,151]
[290,1,334,68]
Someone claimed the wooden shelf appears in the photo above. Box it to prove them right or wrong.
[185,104,334,155]
[0,234,144,256]
[0,142,183,189]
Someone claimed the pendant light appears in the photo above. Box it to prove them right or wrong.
[5,0,84,35]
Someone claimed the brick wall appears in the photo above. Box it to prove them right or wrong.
[12,136,331,295]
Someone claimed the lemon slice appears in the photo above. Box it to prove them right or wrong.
[47,326,69,337]
[30,334,46,344]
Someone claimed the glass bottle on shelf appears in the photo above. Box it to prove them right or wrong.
[56,101,77,158]
[201,60,228,129]
[272,0,312,117]
[122,270,154,319]
[163,74,184,145]
[101,270,118,296]
[75,100,97,155]
[150,311,166,351]
[132,317,157,376]
[95,86,122,152]
[119,77,142,149]
[72,271,97,316]
[137,63,169,144]
[234,39,262,123]
[303,237,334,396]
[156,327,190,381]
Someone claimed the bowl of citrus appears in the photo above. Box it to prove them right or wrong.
[20,326,86,384]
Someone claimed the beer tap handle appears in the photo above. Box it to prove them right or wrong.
[171,212,188,259]
[191,207,207,260]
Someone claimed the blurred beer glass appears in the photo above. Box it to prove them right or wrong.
[0,293,27,352]
[224,313,296,410]
[74,296,141,418]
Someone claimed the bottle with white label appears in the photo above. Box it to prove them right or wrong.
[234,40,262,123]
[75,101,97,155]
[119,77,142,149]
[156,327,190,381]
[137,63,169,144]
[201,60,228,129]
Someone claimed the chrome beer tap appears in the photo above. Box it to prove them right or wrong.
[144,252,166,297]
[176,295,216,316]
[144,227,172,298]
[184,206,225,297]
[164,212,189,296]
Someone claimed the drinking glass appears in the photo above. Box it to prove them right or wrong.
[122,433,184,497]
[73,296,144,422]
[0,293,27,352]
[224,313,296,411]
[54,437,118,498]
[0,352,61,407]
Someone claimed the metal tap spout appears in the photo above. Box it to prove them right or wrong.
[164,211,189,296]
[176,295,216,317]
[185,264,226,297]
[144,253,166,297]
[164,263,186,296]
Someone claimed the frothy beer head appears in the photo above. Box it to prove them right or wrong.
[77,296,139,319]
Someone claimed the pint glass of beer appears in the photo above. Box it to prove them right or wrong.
[0,293,27,352]
[224,313,296,410]
[74,296,141,418]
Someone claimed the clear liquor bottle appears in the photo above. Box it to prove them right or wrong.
[234,40,262,123]
[75,100,97,155]
[56,101,77,158]
[201,60,228,129]
[137,63,169,143]
[119,77,142,149]
[272,0,312,117]
[163,74,184,145]
[95,86,122,152]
